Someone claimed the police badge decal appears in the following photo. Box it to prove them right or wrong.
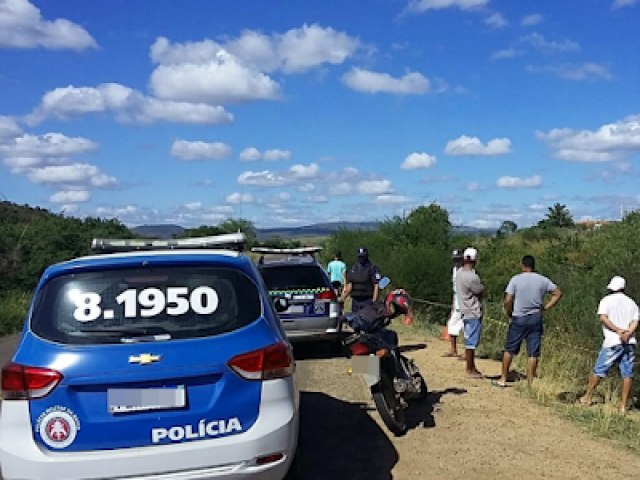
[36,406,81,449]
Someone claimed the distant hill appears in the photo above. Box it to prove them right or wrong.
[255,221,381,240]
[130,221,492,240]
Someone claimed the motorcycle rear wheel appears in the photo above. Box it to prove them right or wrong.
[371,373,408,436]
[411,372,428,402]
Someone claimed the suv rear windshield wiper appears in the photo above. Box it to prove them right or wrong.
[76,326,172,343]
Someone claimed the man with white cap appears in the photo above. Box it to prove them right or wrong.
[579,276,638,413]
[455,246,485,378]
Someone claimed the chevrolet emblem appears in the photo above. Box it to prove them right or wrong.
[129,353,161,365]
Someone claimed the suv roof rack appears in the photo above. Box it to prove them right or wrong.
[91,232,247,253]
[251,246,322,256]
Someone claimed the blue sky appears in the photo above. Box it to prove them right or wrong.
[0,0,639,230]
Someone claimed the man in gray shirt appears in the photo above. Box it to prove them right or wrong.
[455,247,485,378]
[493,255,562,388]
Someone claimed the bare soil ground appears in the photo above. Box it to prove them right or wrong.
[293,331,640,480]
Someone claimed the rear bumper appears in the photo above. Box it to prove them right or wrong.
[0,379,299,480]
[281,310,343,341]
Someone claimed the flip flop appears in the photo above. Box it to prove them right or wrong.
[467,372,484,379]
[576,397,594,407]
[491,380,508,388]
[441,352,458,358]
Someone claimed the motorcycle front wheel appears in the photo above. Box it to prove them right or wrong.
[371,373,408,436]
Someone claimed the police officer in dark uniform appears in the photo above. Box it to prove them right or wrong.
[340,247,382,313]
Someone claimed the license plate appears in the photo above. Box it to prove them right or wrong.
[285,305,305,314]
[351,355,380,376]
[108,386,186,413]
[351,355,381,387]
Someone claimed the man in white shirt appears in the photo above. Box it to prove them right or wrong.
[442,249,464,358]
[579,276,638,413]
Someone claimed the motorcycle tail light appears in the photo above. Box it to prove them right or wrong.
[350,343,370,356]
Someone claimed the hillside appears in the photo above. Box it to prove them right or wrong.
[131,222,491,240]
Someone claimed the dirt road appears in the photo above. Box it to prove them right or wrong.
[293,331,640,480]
[2,332,639,479]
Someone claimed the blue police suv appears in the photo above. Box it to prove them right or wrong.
[0,233,299,480]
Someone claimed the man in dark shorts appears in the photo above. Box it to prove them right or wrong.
[493,255,562,388]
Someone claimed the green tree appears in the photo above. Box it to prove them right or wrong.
[218,218,257,245]
[538,203,575,228]
[181,218,257,246]
[497,220,518,237]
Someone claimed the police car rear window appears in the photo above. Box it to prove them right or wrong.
[259,265,329,291]
[30,266,262,345]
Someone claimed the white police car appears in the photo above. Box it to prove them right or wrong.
[0,233,299,480]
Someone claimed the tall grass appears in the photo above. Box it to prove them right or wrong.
[0,290,30,336]
[460,303,640,452]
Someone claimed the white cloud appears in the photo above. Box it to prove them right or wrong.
[239,147,291,161]
[275,24,360,73]
[152,24,359,75]
[375,194,411,204]
[519,33,580,53]
[235,162,326,189]
[27,163,117,187]
[270,192,292,203]
[170,140,231,161]
[0,0,97,50]
[401,152,437,170]
[183,202,203,211]
[95,205,139,222]
[521,14,543,26]
[0,132,97,171]
[343,68,430,95]
[226,192,254,204]
[290,162,320,179]
[357,179,392,195]
[239,147,261,161]
[330,182,351,195]
[485,13,507,28]
[149,25,359,104]
[445,135,512,156]
[49,189,90,204]
[496,175,542,188]
[407,0,488,13]
[527,63,612,81]
[26,83,233,125]
[0,116,22,140]
[490,48,521,60]
[264,149,292,161]
[299,183,315,192]
[467,182,481,191]
[150,45,280,104]
[307,194,329,203]
[537,115,640,162]
[612,0,637,9]
[238,170,287,187]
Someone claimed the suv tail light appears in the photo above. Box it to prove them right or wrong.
[315,289,337,301]
[228,342,294,381]
[2,362,63,400]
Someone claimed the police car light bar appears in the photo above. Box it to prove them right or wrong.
[251,246,322,255]
[91,232,247,253]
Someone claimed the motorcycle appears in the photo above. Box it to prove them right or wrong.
[342,284,427,436]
